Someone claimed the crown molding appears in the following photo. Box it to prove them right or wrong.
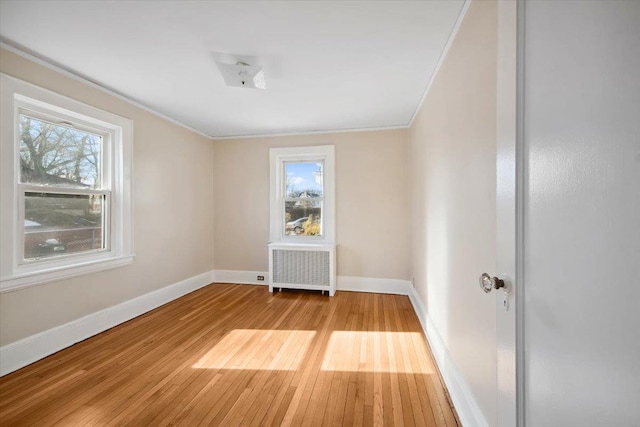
[0,39,213,139]
[407,0,472,127]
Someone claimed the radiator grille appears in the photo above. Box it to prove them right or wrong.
[272,249,330,287]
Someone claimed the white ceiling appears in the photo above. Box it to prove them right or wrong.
[0,1,465,138]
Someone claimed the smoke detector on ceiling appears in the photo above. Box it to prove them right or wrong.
[216,61,266,89]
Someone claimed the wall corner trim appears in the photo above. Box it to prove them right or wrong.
[407,286,490,427]
[0,270,215,377]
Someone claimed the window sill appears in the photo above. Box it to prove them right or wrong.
[0,254,135,293]
[280,235,330,243]
[268,242,336,249]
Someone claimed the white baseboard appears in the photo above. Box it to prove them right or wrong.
[213,270,411,295]
[407,286,489,427]
[0,267,486,427]
[0,270,214,377]
[337,275,411,295]
[213,270,268,285]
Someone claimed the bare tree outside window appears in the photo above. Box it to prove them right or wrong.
[20,115,101,188]
[19,115,106,260]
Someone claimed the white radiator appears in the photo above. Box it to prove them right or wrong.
[268,243,336,296]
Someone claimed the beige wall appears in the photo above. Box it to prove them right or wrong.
[213,130,411,280]
[408,1,498,424]
[0,49,215,346]
[1,8,499,423]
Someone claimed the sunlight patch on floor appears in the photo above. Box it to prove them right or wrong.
[192,329,316,370]
[321,331,434,374]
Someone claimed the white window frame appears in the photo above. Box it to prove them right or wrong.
[0,74,134,292]
[269,145,335,243]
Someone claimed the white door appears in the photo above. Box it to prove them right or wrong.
[496,1,640,426]
[521,1,640,425]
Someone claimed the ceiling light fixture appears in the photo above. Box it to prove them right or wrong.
[216,61,266,90]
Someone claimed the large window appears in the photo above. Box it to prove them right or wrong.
[20,114,107,261]
[270,146,335,243]
[0,74,133,291]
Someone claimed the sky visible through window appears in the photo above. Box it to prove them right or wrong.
[285,162,323,195]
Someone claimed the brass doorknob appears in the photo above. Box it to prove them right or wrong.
[479,273,505,293]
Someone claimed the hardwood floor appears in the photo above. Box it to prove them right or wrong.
[0,284,458,426]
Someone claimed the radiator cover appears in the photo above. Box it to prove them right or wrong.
[268,243,336,296]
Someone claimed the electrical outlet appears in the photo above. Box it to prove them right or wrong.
[411,277,416,287]
[257,275,264,281]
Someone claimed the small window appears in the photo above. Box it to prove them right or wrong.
[270,146,335,243]
[0,74,133,291]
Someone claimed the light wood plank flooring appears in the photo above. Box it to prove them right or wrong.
[0,284,458,426]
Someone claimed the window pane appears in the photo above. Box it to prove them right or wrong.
[285,201,322,236]
[24,192,105,260]
[285,161,323,199]
[19,115,102,188]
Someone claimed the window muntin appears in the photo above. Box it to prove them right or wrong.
[284,161,323,236]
